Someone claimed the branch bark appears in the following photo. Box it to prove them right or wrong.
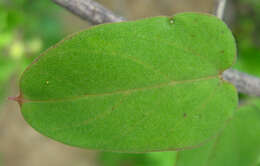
[223,69,260,96]
[216,0,226,20]
[52,0,125,24]
[52,0,260,96]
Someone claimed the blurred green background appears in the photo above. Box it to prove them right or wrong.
[0,0,259,166]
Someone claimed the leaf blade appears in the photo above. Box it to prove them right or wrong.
[19,13,238,152]
[175,100,260,166]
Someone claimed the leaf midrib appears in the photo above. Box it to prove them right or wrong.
[21,75,220,104]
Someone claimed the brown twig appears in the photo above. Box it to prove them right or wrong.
[52,0,125,24]
[216,0,227,20]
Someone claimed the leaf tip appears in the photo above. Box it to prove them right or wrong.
[8,94,24,106]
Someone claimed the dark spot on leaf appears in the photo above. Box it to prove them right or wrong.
[191,34,195,38]
[183,113,187,118]
[220,50,225,54]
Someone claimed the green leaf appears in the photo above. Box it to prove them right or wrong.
[18,13,238,152]
[99,151,177,166]
[175,100,260,166]
[234,48,260,77]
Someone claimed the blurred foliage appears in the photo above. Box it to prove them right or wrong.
[99,152,177,166]
[233,0,260,77]
[0,0,64,50]
[0,0,65,106]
